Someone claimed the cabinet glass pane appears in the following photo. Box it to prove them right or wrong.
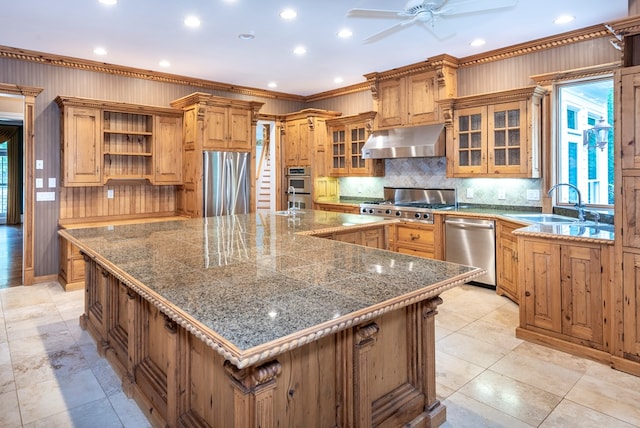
[509,148,521,165]
[459,133,469,149]
[494,130,505,147]
[507,109,520,127]
[459,151,469,166]
[508,130,520,146]
[471,114,482,130]
[459,116,469,132]
[494,149,506,165]
[471,131,482,148]
[470,150,482,165]
[494,111,506,129]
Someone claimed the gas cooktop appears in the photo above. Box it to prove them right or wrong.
[359,188,457,223]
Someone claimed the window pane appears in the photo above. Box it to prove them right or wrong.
[471,114,482,130]
[459,116,469,132]
[471,132,482,148]
[494,111,505,129]
[508,148,520,165]
[508,109,520,127]
[557,78,613,206]
[508,130,520,146]
[459,134,469,149]
[459,151,469,166]
[470,150,482,166]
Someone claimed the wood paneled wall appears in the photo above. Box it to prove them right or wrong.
[0,57,303,278]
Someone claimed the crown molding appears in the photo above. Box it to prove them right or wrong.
[530,62,620,86]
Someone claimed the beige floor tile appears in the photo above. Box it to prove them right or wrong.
[0,285,52,310]
[442,391,534,428]
[458,370,562,426]
[91,358,124,397]
[12,344,89,389]
[540,399,636,428]
[0,340,10,366]
[437,332,511,368]
[5,312,66,342]
[25,397,123,428]
[435,325,453,342]
[436,381,457,401]
[457,319,523,351]
[17,369,105,425]
[108,391,153,428]
[0,389,22,427]
[566,373,640,426]
[9,328,77,361]
[436,350,484,391]
[436,307,476,332]
[0,362,15,394]
[479,302,520,329]
[489,349,582,396]
[509,341,599,374]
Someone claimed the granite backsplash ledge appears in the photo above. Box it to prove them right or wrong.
[339,157,543,207]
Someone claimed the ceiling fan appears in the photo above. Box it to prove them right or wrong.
[347,0,518,43]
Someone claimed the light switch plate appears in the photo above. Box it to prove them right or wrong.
[48,177,56,188]
[107,189,114,199]
[35,160,44,170]
[35,178,43,189]
[36,191,55,201]
[497,189,506,200]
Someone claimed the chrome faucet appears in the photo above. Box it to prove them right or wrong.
[547,183,585,222]
[287,186,299,212]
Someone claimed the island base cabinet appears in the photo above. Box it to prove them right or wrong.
[80,258,447,427]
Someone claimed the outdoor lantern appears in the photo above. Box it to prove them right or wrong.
[583,116,612,151]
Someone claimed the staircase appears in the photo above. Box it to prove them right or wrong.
[256,147,272,211]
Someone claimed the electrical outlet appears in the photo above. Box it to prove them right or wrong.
[497,189,506,200]
[107,189,114,199]
[466,188,474,198]
[527,189,540,201]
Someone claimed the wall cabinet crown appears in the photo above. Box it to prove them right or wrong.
[325,111,384,177]
[441,86,546,178]
[55,96,184,187]
[365,54,458,130]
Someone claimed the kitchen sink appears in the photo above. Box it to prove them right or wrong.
[505,213,576,223]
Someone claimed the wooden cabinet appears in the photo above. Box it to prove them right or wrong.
[204,105,253,151]
[365,57,458,130]
[59,105,102,186]
[518,236,612,353]
[317,224,387,249]
[314,202,360,214]
[170,93,264,217]
[388,218,442,260]
[58,236,86,291]
[496,220,522,304]
[56,96,184,186]
[444,86,545,178]
[326,112,384,177]
[281,109,340,168]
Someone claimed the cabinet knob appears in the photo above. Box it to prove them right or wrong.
[525,291,531,297]
[410,233,420,241]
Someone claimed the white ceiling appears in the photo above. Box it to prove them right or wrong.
[1,0,630,96]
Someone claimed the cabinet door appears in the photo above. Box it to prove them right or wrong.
[153,115,183,185]
[62,106,102,186]
[623,251,640,359]
[522,240,562,332]
[622,176,640,248]
[496,223,519,303]
[560,244,603,344]
[284,121,300,166]
[378,78,404,128]
[406,71,437,125]
[228,107,251,151]
[488,101,528,175]
[347,124,370,175]
[620,67,640,170]
[329,126,348,175]
[204,106,227,149]
[297,120,311,165]
[362,228,385,249]
[452,107,487,175]
[333,230,361,245]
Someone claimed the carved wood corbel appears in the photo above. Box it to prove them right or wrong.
[307,117,315,131]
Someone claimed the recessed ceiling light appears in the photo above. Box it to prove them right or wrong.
[337,29,353,39]
[99,0,117,5]
[184,15,201,28]
[93,47,107,56]
[280,8,297,20]
[554,15,575,24]
[470,38,486,47]
[267,82,277,88]
[293,45,306,55]
[334,77,344,84]
[238,32,255,40]
[159,60,171,68]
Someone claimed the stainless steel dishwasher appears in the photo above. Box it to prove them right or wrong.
[444,217,496,288]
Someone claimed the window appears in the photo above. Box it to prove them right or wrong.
[556,78,613,206]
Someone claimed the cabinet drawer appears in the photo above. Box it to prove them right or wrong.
[396,245,434,259]
[396,225,434,246]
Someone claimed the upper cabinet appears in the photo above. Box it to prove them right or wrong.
[326,112,384,177]
[365,54,458,130]
[441,86,546,178]
[281,109,341,169]
[204,105,253,151]
[55,96,184,187]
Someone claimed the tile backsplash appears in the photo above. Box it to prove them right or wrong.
[339,157,543,207]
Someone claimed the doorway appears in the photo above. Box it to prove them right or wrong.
[255,120,276,211]
[0,97,25,288]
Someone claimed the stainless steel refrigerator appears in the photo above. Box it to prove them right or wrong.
[203,151,250,217]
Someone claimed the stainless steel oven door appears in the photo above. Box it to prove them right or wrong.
[286,175,312,194]
[287,193,312,211]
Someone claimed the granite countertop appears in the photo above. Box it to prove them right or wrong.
[60,210,481,368]
[512,222,615,244]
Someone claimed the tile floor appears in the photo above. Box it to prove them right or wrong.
[1,281,639,427]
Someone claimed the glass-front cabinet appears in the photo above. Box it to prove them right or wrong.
[446,86,545,178]
[326,111,384,177]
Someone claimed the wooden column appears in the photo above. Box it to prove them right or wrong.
[353,321,380,426]
[422,297,446,425]
[224,359,282,428]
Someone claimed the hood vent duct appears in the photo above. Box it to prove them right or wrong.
[361,123,445,159]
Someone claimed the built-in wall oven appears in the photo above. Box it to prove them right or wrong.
[285,166,312,210]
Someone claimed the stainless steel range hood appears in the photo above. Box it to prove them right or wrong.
[361,123,445,159]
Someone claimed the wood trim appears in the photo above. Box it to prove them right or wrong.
[325,111,376,127]
[531,62,621,86]
[54,95,183,117]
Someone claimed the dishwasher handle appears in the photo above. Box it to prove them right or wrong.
[444,219,495,230]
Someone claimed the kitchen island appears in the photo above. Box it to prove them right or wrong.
[59,210,482,428]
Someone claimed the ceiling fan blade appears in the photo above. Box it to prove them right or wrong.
[436,0,517,16]
[346,8,406,20]
[363,19,415,44]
